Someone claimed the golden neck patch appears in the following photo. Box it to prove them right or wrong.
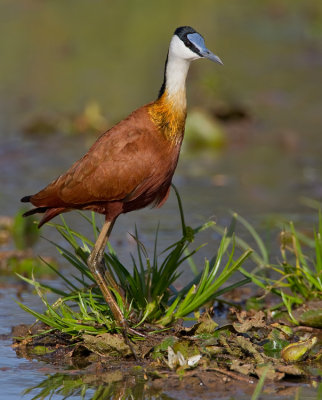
[148,90,187,144]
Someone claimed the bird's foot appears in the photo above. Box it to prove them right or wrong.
[119,318,139,361]
[128,327,146,338]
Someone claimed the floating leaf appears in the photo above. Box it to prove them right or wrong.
[263,338,289,358]
[281,337,317,362]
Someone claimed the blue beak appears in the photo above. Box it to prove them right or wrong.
[187,33,223,65]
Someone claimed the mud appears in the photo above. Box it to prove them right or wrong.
[11,308,322,399]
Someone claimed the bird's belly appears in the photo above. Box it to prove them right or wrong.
[122,173,172,214]
[93,145,181,219]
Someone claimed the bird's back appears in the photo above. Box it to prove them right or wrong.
[27,100,185,223]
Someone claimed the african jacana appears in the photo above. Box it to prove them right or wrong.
[21,26,222,354]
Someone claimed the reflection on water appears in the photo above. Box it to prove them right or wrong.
[24,372,159,400]
[23,370,322,400]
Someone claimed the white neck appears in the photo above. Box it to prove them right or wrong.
[160,35,200,109]
[165,56,190,107]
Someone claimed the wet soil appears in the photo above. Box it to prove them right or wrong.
[10,308,322,399]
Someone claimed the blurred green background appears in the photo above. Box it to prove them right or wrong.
[1,0,322,247]
[1,3,322,397]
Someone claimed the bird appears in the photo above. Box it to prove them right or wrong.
[21,26,222,350]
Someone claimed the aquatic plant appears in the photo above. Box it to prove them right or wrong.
[17,187,251,335]
[214,211,322,324]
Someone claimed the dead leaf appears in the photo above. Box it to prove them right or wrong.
[275,364,305,376]
[255,364,285,381]
[195,313,218,334]
[230,360,254,376]
[231,309,266,333]
[235,336,265,364]
[166,346,202,370]
[82,333,132,357]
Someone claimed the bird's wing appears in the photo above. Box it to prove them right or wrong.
[31,110,164,207]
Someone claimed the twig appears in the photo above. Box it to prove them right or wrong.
[207,367,255,383]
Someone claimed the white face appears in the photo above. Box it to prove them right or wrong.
[168,35,201,62]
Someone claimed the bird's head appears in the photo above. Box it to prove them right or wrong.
[169,26,223,65]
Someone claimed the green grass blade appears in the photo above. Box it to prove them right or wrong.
[171,183,187,237]
[251,365,269,400]
[234,213,269,264]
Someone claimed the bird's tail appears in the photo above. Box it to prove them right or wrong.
[21,196,66,227]
[23,207,66,228]
[22,207,49,217]
[21,195,32,203]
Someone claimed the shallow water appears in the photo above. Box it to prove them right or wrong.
[1,0,322,398]
[0,288,53,400]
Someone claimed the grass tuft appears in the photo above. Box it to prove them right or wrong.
[18,187,252,335]
[214,211,322,323]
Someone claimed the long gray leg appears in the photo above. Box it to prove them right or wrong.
[87,219,138,359]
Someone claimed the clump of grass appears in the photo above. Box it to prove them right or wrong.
[17,187,251,335]
[214,211,322,323]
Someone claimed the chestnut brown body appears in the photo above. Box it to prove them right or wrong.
[23,95,186,226]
